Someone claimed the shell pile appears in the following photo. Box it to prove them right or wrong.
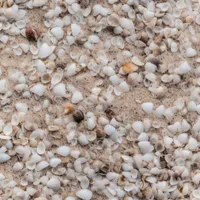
[1,0,200,199]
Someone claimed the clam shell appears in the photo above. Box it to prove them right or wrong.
[37,141,46,155]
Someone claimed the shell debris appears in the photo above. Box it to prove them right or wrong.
[0,0,200,199]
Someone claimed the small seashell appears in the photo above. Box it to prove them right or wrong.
[51,27,64,40]
[78,134,89,146]
[25,26,40,41]
[3,123,13,136]
[177,61,191,75]
[107,13,120,27]
[13,162,24,172]
[141,102,154,114]
[37,141,46,155]
[132,56,144,66]
[138,141,154,154]
[56,146,71,157]
[76,189,93,200]
[30,84,45,96]
[65,103,74,114]
[71,91,83,103]
[73,110,84,123]
[186,47,197,57]
[36,161,49,171]
[39,43,55,59]
[104,124,116,135]
[71,23,81,36]
[0,153,11,163]
[53,83,67,98]
[122,63,138,74]
[47,177,61,191]
[41,73,51,84]
[132,121,144,134]
[26,160,36,170]
[50,158,61,168]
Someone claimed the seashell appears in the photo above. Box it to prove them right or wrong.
[78,134,89,146]
[51,27,64,40]
[71,91,83,104]
[187,137,198,150]
[51,73,63,85]
[66,63,76,77]
[71,23,81,36]
[36,161,49,171]
[39,43,55,59]
[25,26,40,41]
[50,158,61,168]
[141,102,154,114]
[26,160,36,170]
[177,61,191,75]
[56,146,71,157]
[37,60,46,73]
[107,13,120,27]
[0,153,11,163]
[37,141,45,155]
[79,176,90,189]
[30,84,45,96]
[47,177,61,191]
[104,124,116,135]
[73,110,84,123]
[119,17,134,30]
[3,123,13,136]
[48,125,59,131]
[32,0,48,7]
[138,141,154,154]
[186,47,196,57]
[53,83,67,98]
[193,190,200,198]
[13,162,24,172]
[0,79,7,93]
[143,9,154,22]
[41,73,51,84]
[132,121,144,134]
[76,189,93,200]
[132,56,144,66]
[122,63,138,74]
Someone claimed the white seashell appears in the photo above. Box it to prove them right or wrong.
[51,27,64,40]
[37,141,46,155]
[155,105,165,118]
[52,83,67,98]
[0,153,11,163]
[138,141,154,154]
[13,162,24,171]
[39,43,55,59]
[187,137,198,150]
[186,47,197,57]
[0,79,7,93]
[132,121,144,134]
[37,60,46,73]
[50,158,61,168]
[0,35,9,44]
[192,173,200,185]
[107,14,120,27]
[71,24,81,36]
[30,84,45,96]
[193,190,200,198]
[87,118,96,130]
[104,124,116,135]
[15,103,27,112]
[56,146,71,157]
[33,0,48,7]
[145,62,157,73]
[51,73,63,85]
[79,176,89,189]
[30,45,39,55]
[177,61,191,74]
[71,91,83,103]
[76,189,93,200]
[187,101,196,111]
[65,197,76,200]
[66,63,76,76]
[47,177,61,191]
[78,134,89,146]
[36,161,49,171]
[141,102,154,114]
[26,160,36,170]
[118,81,129,92]
[119,17,134,30]
[3,123,12,136]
